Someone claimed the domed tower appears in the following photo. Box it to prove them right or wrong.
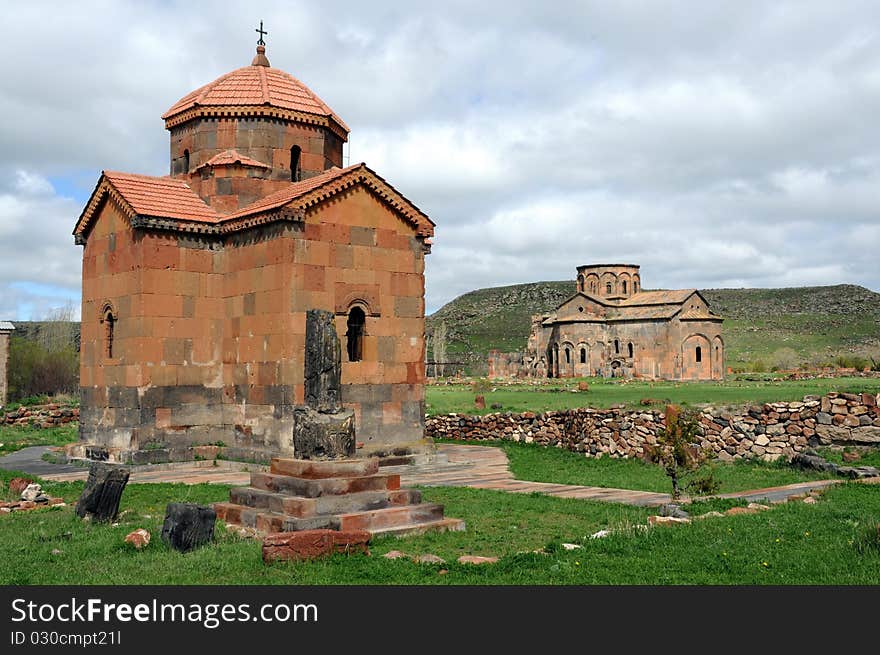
[161,42,349,212]
[576,264,641,299]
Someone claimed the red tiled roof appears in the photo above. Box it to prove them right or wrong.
[162,63,349,133]
[197,149,270,171]
[226,163,435,237]
[618,289,696,306]
[102,172,221,222]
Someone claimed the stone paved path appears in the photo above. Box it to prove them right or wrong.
[12,443,852,508]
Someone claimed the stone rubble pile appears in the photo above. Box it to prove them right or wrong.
[2,403,79,427]
[426,392,880,463]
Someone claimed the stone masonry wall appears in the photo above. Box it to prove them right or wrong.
[426,392,880,461]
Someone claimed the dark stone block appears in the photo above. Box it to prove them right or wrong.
[161,503,217,552]
[341,383,393,404]
[304,309,342,412]
[76,462,130,522]
[293,407,355,459]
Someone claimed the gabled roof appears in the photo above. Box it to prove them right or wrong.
[679,309,722,321]
[73,164,434,242]
[225,163,435,237]
[196,149,270,172]
[0,321,14,331]
[618,289,696,306]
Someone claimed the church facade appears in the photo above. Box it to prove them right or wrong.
[71,43,434,463]
[489,264,724,381]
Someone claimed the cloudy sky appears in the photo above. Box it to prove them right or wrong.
[2,0,879,320]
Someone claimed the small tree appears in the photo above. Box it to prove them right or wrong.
[433,322,448,378]
[645,405,719,500]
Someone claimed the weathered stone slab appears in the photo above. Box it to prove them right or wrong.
[250,471,399,498]
[304,309,342,413]
[161,503,216,552]
[270,457,378,479]
[262,529,370,562]
[75,462,130,522]
[293,406,355,459]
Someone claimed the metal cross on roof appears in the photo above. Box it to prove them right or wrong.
[256,20,268,46]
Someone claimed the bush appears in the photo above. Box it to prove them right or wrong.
[644,405,718,500]
[7,336,79,402]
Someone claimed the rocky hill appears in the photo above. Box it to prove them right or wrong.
[427,283,880,374]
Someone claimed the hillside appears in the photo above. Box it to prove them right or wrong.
[427,283,880,374]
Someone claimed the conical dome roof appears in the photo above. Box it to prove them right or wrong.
[161,46,349,138]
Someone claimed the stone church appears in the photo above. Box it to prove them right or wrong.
[489,264,724,381]
[70,42,434,463]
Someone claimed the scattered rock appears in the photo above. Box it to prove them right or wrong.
[415,554,446,565]
[802,496,817,504]
[383,550,408,560]
[161,503,216,553]
[842,451,861,463]
[21,483,48,503]
[490,403,503,410]
[50,549,63,556]
[578,382,590,392]
[659,503,690,519]
[9,477,34,495]
[124,529,151,550]
[262,529,370,562]
[590,529,611,539]
[648,515,691,526]
[561,543,583,550]
[746,503,771,511]
[438,569,448,575]
[695,511,725,520]
[457,555,499,565]
[474,395,486,410]
[725,506,758,516]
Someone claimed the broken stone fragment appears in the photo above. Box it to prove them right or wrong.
[414,553,445,565]
[262,529,370,562]
[21,483,49,503]
[124,528,151,549]
[457,555,499,565]
[161,503,216,552]
[75,462,130,522]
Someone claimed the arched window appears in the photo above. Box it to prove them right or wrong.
[183,149,190,174]
[565,348,571,364]
[606,282,612,295]
[634,280,639,293]
[628,342,634,358]
[346,306,365,362]
[622,280,628,294]
[590,282,596,293]
[696,345,702,363]
[102,307,116,359]
[580,348,586,364]
[290,146,302,182]
[614,339,620,354]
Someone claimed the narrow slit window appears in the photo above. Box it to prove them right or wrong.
[696,345,702,363]
[346,307,365,362]
[580,348,586,364]
[628,342,634,358]
[291,145,302,182]
[103,308,116,359]
[606,282,612,295]
[622,280,628,294]
[614,339,620,354]
[183,149,190,174]
[565,348,571,364]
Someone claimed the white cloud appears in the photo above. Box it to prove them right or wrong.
[1,0,879,320]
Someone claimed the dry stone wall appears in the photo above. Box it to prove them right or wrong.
[426,392,880,461]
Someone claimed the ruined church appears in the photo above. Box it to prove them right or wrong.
[70,40,434,463]
[489,264,724,381]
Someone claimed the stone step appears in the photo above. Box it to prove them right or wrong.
[250,471,400,498]
[214,502,340,533]
[337,503,447,532]
[369,517,467,537]
[270,457,379,479]
[229,487,421,517]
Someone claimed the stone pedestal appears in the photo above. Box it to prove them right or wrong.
[215,456,464,537]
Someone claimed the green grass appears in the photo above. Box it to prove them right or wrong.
[0,424,79,455]
[2,467,879,584]
[441,439,836,494]
[817,448,880,469]
[425,377,880,415]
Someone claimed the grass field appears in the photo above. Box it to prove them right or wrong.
[1,467,879,585]
[425,377,880,415]
[466,439,836,494]
[0,423,78,455]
